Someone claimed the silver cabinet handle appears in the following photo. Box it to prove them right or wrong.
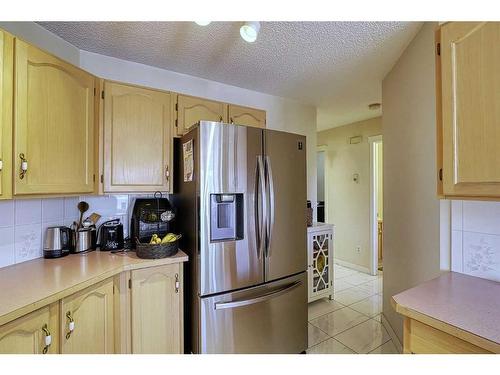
[0,158,3,172]
[214,281,301,310]
[265,156,275,257]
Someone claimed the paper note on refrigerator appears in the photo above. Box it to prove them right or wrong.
[183,139,194,182]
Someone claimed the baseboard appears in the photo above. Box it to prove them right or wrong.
[334,258,371,274]
[381,313,403,354]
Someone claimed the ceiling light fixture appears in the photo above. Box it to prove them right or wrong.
[195,21,212,26]
[240,21,261,43]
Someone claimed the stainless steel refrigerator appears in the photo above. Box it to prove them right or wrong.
[173,121,307,354]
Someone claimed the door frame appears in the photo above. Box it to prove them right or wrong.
[316,145,328,223]
[369,135,382,276]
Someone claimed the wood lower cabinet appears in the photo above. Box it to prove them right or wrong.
[0,304,59,354]
[60,278,114,354]
[176,94,227,135]
[228,104,266,128]
[0,30,13,199]
[437,22,500,198]
[130,264,183,353]
[103,81,172,192]
[13,39,95,196]
[403,318,492,354]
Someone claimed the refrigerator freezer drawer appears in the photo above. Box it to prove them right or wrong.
[200,272,307,354]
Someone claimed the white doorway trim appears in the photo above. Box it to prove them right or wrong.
[369,135,383,276]
[317,145,328,223]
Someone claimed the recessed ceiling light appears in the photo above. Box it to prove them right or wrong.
[368,103,381,110]
[240,21,261,43]
[195,21,212,26]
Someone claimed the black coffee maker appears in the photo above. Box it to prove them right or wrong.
[130,192,175,247]
[98,219,125,251]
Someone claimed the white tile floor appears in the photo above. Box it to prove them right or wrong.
[307,264,399,354]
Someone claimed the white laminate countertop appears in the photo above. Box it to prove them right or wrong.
[0,250,188,325]
[392,271,500,345]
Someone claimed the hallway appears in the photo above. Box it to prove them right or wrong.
[307,264,397,354]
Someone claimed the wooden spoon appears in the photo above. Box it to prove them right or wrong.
[77,201,89,229]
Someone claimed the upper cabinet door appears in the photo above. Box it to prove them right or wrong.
[176,94,227,135]
[103,81,172,192]
[439,22,500,197]
[0,30,13,199]
[228,104,266,128]
[14,40,95,195]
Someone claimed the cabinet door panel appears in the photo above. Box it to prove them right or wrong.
[177,94,227,135]
[229,104,266,128]
[0,30,13,199]
[441,22,500,196]
[131,264,182,353]
[103,81,171,192]
[0,304,59,354]
[14,39,95,195]
[60,279,114,354]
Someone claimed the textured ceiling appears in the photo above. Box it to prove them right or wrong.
[38,21,423,130]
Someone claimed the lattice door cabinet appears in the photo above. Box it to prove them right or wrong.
[307,223,334,303]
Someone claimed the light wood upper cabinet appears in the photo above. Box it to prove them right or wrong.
[438,22,500,198]
[13,39,95,196]
[176,94,227,135]
[228,104,266,128]
[0,30,13,199]
[103,81,172,192]
[131,263,182,354]
[0,304,59,354]
[60,278,114,354]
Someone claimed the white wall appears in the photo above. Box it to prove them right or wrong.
[381,22,443,341]
[317,117,382,271]
[0,22,317,268]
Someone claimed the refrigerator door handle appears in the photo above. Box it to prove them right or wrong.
[265,156,275,257]
[256,156,267,259]
[213,280,302,310]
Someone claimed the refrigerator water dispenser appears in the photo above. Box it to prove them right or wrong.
[210,193,244,241]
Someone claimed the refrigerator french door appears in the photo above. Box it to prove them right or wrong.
[175,121,307,354]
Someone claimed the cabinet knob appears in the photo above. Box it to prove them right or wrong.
[65,311,75,339]
[42,324,51,354]
[219,115,223,122]
[0,159,3,172]
[19,153,28,180]
[175,273,180,293]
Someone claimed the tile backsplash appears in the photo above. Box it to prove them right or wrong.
[0,194,158,269]
[451,200,500,282]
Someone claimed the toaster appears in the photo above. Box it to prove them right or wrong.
[98,219,124,251]
[44,226,72,258]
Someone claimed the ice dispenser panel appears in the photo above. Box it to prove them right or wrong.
[210,193,244,242]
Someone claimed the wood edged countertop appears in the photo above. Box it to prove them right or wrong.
[0,250,188,326]
[392,272,500,353]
